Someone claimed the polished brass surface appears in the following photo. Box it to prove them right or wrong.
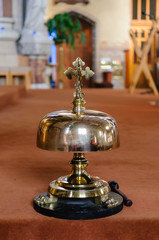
[37,109,119,152]
[64,57,94,115]
[67,153,90,185]
[48,178,110,198]
[47,153,110,198]
[35,57,120,209]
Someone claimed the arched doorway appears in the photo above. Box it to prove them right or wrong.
[56,11,96,88]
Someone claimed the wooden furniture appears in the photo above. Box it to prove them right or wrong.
[129,0,159,90]
[0,67,11,85]
[0,67,31,89]
[129,20,159,95]
[9,67,31,90]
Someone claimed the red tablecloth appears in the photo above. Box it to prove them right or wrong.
[0,89,159,240]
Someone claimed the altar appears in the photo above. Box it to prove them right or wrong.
[0,88,159,239]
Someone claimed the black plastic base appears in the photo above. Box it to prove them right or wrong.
[33,192,123,220]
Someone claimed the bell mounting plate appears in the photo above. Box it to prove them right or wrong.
[33,192,123,220]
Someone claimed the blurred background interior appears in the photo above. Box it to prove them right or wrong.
[0,0,159,90]
[1,2,159,239]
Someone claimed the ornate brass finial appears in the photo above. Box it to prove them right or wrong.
[64,57,94,115]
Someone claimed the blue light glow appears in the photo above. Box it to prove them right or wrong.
[32,30,37,35]
[1,27,5,31]
[48,30,57,65]
[48,30,56,41]
[50,44,57,65]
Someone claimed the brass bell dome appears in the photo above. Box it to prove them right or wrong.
[37,109,119,152]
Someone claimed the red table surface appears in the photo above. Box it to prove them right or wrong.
[0,89,159,240]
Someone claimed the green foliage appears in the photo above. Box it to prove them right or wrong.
[46,12,85,50]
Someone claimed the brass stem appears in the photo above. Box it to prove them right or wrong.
[67,153,91,185]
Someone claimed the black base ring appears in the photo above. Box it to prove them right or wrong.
[33,192,123,220]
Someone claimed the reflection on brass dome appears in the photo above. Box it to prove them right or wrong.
[37,110,119,152]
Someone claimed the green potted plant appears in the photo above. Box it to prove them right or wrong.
[47,12,85,89]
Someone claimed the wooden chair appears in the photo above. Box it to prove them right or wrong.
[0,67,31,89]
[0,67,11,85]
[129,19,159,95]
[9,67,31,90]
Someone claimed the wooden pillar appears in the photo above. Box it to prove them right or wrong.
[125,50,130,88]
[137,0,141,20]
[146,0,150,20]
[156,0,159,18]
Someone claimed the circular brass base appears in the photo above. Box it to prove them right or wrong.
[49,176,110,198]
[33,192,123,220]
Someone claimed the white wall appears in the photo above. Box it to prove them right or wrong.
[46,0,131,49]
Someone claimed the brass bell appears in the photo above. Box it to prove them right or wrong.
[34,57,125,219]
